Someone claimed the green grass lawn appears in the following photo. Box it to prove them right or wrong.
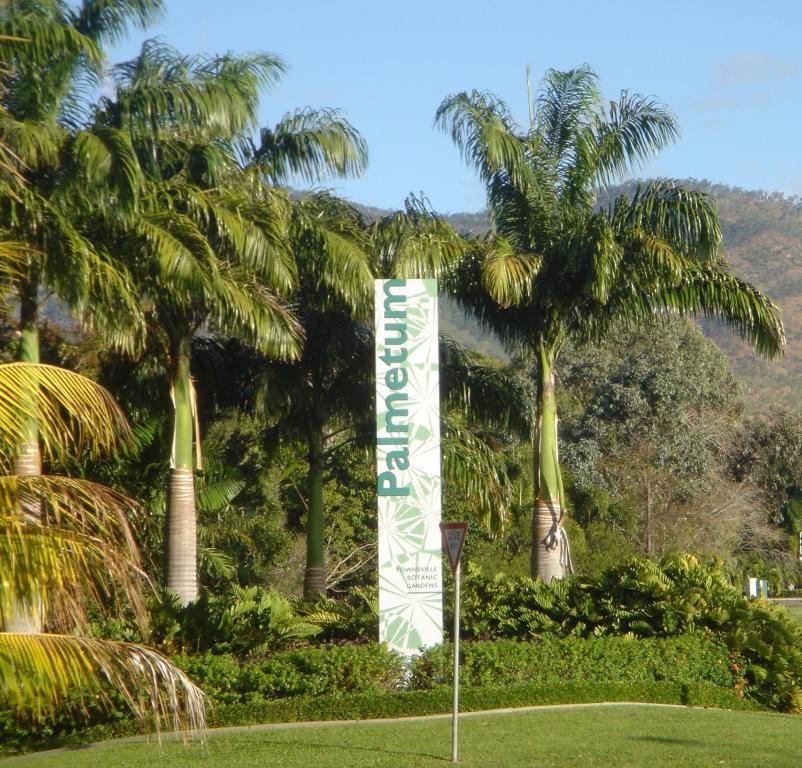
[8,705,801,768]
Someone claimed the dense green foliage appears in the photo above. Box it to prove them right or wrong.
[559,319,776,566]
[409,636,733,689]
[461,556,802,710]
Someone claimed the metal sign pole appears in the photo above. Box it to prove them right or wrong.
[440,521,468,764]
[452,560,461,762]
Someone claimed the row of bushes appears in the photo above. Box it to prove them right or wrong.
[172,634,737,705]
[93,556,802,713]
[460,555,802,711]
[1,680,753,756]
[154,556,802,713]
[0,634,742,754]
[3,555,800,755]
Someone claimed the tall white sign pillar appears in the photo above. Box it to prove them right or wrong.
[375,279,443,654]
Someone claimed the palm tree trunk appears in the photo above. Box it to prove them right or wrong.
[303,428,327,599]
[8,283,43,632]
[531,342,566,583]
[165,336,197,606]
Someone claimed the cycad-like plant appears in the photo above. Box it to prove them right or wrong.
[437,66,785,581]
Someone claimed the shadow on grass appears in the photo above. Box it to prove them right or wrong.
[259,736,448,762]
[632,736,706,746]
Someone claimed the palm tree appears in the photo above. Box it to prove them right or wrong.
[0,0,163,360]
[262,193,519,598]
[436,66,785,581]
[0,3,160,629]
[87,40,306,605]
[0,361,204,734]
[260,193,374,599]
[90,36,371,606]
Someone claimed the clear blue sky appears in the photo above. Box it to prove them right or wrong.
[108,0,802,213]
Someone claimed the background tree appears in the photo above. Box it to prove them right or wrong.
[560,319,779,569]
[436,65,785,582]
[731,409,802,574]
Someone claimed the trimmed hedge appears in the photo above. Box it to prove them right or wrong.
[409,635,734,690]
[211,680,753,727]
[173,643,405,704]
[171,634,736,706]
[0,635,746,755]
[1,680,754,756]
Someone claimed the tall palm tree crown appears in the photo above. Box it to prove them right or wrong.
[436,65,784,581]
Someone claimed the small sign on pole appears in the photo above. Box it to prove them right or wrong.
[441,522,468,575]
[440,521,468,763]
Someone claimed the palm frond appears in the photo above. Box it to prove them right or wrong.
[0,632,205,733]
[441,337,531,439]
[254,107,368,184]
[0,239,30,284]
[0,474,146,630]
[435,90,530,187]
[481,236,541,306]
[196,473,245,514]
[0,363,131,469]
[71,0,164,45]
[535,65,600,160]
[111,41,279,141]
[207,268,303,360]
[0,116,62,170]
[375,195,466,279]
[77,246,147,355]
[292,192,373,313]
[614,180,722,261]
[442,413,512,535]
[591,93,679,190]
[72,126,143,212]
[182,183,296,296]
[0,5,104,123]
[134,209,217,294]
[650,264,785,359]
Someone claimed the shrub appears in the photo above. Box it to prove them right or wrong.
[409,635,734,690]
[144,586,323,656]
[174,643,406,703]
[461,555,802,711]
